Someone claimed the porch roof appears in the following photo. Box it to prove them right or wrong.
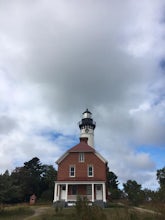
[55,180,106,185]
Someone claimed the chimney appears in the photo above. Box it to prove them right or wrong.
[80,137,88,143]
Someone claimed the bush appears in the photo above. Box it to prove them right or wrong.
[74,196,107,220]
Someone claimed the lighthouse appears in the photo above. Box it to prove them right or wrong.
[54,109,108,206]
[78,109,96,147]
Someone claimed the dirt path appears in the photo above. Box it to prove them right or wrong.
[133,206,159,214]
[117,203,161,216]
[24,206,50,220]
[133,206,162,216]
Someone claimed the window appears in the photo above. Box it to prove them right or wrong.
[72,185,77,195]
[79,152,85,162]
[61,185,66,190]
[96,185,101,190]
[88,165,94,177]
[86,185,92,195]
[69,165,75,177]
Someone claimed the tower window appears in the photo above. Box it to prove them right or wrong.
[79,152,85,162]
[69,165,75,177]
[88,165,94,177]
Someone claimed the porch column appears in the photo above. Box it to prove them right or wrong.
[92,183,94,202]
[54,182,57,202]
[102,183,106,202]
[65,183,68,202]
[57,184,60,200]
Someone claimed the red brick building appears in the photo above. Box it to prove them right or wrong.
[53,109,108,206]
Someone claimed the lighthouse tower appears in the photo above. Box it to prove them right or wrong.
[78,109,96,147]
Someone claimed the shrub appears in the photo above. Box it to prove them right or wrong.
[74,196,107,220]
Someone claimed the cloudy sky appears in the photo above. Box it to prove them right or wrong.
[0,0,165,190]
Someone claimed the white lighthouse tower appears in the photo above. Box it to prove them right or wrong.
[78,109,96,147]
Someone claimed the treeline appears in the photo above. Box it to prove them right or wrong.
[0,157,57,204]
[107,167,165,205]
[0,157,164,205]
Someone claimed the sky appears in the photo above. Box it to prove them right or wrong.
[0,0,165,190]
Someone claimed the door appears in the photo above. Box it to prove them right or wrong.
[96,184,102,200]
[60,185,66,200]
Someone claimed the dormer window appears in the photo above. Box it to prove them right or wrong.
[69,165,75,177]
[79,152,84,162]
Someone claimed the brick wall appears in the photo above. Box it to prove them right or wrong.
[57,152,106,181]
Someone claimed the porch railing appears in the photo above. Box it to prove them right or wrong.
[67,195,92,201]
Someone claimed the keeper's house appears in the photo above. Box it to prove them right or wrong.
[53,109,108,206]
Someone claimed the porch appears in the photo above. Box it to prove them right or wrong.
[53,181,106,204]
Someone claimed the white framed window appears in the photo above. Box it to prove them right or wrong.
[88,165,94,177]
[69,165,75,177]
[79,152,85,162]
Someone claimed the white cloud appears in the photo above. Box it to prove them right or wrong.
[129,103,151,115]
[0,0,164,189]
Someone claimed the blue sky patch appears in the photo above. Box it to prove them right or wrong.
[159,59,165,70]
[137,145,165,169]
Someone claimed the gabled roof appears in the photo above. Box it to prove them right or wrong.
[69,142,95,153]
[56,142,94,164]
[56,141,107,164]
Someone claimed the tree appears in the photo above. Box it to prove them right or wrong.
[107,171,119,189]
[0,170,23,204]
[157,167,165,188]
[41,165,57,189]
[0,171,9,203]
[107,170,121,200]
[40,165,57,201]
[123,180,144,206]
[11,157,44,201]
[142,188,155,202]
[0,157,57,204]
[23,157,44,196]
[156,167,165,202]
[11,157,57,202]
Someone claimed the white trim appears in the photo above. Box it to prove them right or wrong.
[57,184,60,200]
[92,183,94,202]
[55,180,106,184]
[56,152,69,164]
[65,184,68,202]
[95,151,108,163]
[102,183,106,202]
[54,183,57,202]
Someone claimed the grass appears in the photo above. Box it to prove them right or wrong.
[0,202,164,220]
[0,205,34,220]
[28,205,165,220]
